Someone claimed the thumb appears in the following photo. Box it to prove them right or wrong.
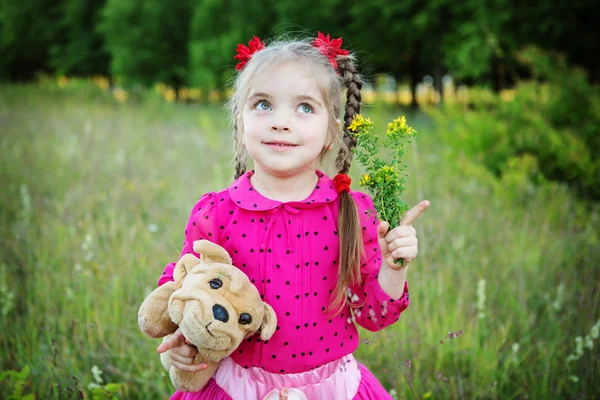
[156,328,184,353]
[377,221,389,239]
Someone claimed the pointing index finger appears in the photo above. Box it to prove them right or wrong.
[399,200,430,226]
[157,330,185,353]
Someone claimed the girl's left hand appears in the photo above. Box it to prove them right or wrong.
[377,200,430,269]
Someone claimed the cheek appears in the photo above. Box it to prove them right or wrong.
[306,117,330,145]
[243,112,266,129]
[241,118,261,141]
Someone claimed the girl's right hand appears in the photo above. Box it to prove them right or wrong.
[156,328,208,372]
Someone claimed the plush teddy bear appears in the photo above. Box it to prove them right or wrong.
[138,240,278,392]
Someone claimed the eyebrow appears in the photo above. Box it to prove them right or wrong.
[247,92,323,108]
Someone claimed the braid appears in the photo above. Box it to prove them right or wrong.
[327,55,365,316]
[335,56,363,175]
[232,102,247,180]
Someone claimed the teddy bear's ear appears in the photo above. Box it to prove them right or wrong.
[173,254,201,288]
[193,240,232,265]
[258,302,278,341]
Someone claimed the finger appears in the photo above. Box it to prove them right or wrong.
[385,226,416,242]
[391,246,417,261]
[170,344,198,358]
[157,330,185,353]
[388,236,417,252]
[377,221,389,239]
[170,359,209,373]
[399,200,430,226]
[169,352,197,365]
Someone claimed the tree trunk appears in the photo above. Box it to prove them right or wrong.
[435,66,443,106]
[491,54,504,93]
[409,47,420,110]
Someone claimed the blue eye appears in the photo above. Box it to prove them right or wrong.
[255,100,271,111]
[298,104,313,114]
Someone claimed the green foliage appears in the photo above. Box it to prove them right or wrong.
[99,0,192,86]
[88,365,124,400]
[1,0,599,93]
[349,115,417,228]
[0,366,35,400]
[0,0,63,81]
[49,0,109,76]
[426,47,600,201]
[187,0,278,90]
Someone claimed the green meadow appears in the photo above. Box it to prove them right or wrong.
[1,82,598,399]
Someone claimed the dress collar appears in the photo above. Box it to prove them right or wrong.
[227,170,339,211]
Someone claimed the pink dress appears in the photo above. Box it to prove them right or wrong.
[158,170,410,399]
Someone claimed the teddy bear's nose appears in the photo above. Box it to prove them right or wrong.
[212,304,229,323]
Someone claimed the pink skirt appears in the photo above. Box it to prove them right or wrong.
[169,355,393,400]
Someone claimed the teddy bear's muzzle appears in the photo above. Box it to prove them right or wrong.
[212,304,229,322]
[172,299,241,353]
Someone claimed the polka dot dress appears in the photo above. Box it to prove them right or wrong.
[159,170,410,394]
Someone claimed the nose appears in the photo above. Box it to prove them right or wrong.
[212,304,229,323]
[271,111,291,132]
[271,124,290,132]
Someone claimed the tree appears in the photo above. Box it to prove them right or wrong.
[0,0,63,81]
[350,0,452,108]
[50,0,109,76]
[99,0,192,87]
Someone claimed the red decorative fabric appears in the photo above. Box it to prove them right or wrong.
[234,36,265,71]
[333,173,352,193]
[311,32,349,70]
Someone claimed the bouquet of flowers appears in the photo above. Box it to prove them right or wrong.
[348,114,418,241]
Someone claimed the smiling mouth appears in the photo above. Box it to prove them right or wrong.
[264,142,298,147]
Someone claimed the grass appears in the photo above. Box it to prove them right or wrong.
[0,81,598,399]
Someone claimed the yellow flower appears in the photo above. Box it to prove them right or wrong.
[113,88,128,103]
[163,88,176,103]
[348,114,373,135]
[360,174,370,185]
[386,116,412,137]
[57,76,69,88]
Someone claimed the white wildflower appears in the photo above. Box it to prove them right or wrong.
[551,284,564,311]
[91,365,103,384]
[476,279,487,320]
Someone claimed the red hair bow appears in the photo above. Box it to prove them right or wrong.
[333,174,352,193]
[234,36,265,71]
[234,32,349,72]
[312,32,349,70]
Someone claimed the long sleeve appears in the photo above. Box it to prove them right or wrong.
[348,191,410,332]
[157,192,219,286]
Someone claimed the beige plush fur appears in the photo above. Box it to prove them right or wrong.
[138,240,278,392]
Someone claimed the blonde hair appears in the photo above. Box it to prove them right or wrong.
[227,38,364,314]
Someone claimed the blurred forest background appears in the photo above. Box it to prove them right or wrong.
[1,0,599,399]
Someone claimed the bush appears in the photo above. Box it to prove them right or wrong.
[426,47,600,201]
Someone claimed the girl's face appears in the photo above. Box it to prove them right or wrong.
[240,62,338,179]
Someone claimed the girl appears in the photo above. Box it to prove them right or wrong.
[156,33,429,400]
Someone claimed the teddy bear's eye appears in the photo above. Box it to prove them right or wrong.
[238,313,252,325]
[209,279,223,289]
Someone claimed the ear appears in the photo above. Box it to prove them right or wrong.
[193,240,232,265]
[326,119,342,151]
[138,281,179,338]
[173,253,201,288]
[258,302,278,341]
